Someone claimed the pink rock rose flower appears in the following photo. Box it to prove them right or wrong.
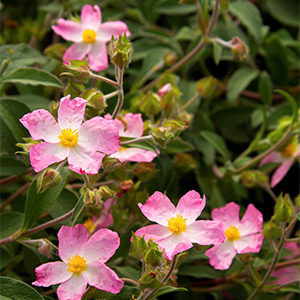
[259,141,299,188]
[20,95,120,174]
[106,113,158,163]
[206,202,264,270]
[33,224,123,300]
[134,191,225,260]
[52,4,130,71]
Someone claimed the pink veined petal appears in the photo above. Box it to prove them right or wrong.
[205,241,236,270]
[110,147,157,163]
[63,43,91,65]
[185,220,225,245]
[122,113,144,138]
[175,191,205,225]
[96,198,115,228]
[20,109,60,143]
[68,145,105,175]
[58,95,87,130]
[98,21,131,42]
[158,83,172,97]
[32,262,71,287]
[239,204,263,236]
[234,233,264,254]
[134,224,172,242]
[58,224,89,263]
[80,228,120,263]
[259,151,282,167]
[271,266,300,286]
[138,191,176,226]
[83,261,124,294]
[284,242,299,260]
[81,5,101,30]
[211,202,241,229]
[52,18,83,42]
[271,160,294,188]
[87,42,108,72]
[78,116,120,154]
[29,142,69,173]
[57,275,87,300]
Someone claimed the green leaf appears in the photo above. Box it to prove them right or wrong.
[259,71,272,107]
[0,212,24,239]
[1,67,62,88]
[165,138,195,154]
[157,4,196,15]
[149,286,188,299]
[0,245,13,270]
[0,155,27,176]
[21,168,68,231]
[70,195,85,226]
[200,130,230,161]
[213,42,222,65]
[0,276,43,300]
[227,68,259,103]
[115,266,141,281]
[296,212,300,221]
[179,265,219,279]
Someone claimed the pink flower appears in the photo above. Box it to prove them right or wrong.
[158,83,172,97]
[20,95,120,174]
[259,141,300,188]
[52,4,130,71]
[105,113,158,163]
[271,242,300,286]
[205,202,264,270]
[134,191,225,260]
[33,225,123,300]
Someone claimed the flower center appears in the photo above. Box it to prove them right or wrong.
[58,128,78,147]
[67,254,87,275]
[83,218,96,233]
[280,143,297,158]
[118,147,127,152]
[225,226,240,242]
[82,29,97,43]
[168,214,187,234]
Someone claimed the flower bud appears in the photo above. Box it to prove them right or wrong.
[174,153,197,173]
[61,60,90,83]
[263,220,281,239]
[98,185,116,201]
[163,51,178,66]
[36,168,62,193]
[50,101,59,119]
[273,194,294,223]
[80,88,106,113]
[158,83,172,98]
[130,233,148,259]
[145,247,163,267]
[140,92,161,117]
[81,186,103,208]
[231,37,249,61]
[195,76,223,99]
[119,180,134,192]
[65,79,85,98]
[241,170,268,188]
[109,33,132,69]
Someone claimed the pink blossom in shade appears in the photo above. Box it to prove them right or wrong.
[259,142,300,188]
[158,83,172,97]
[105,113,158,163]
[52,5,130,72]
[20,95,120,175]
[134,191,225,260]
[33,225,123,300]
[205,202,264,270]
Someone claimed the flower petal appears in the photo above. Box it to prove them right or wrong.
[96,198,115,228]
[78,116,120,154]
[83,261,124,294]
[186,220,225,245]
[29,142,68,172]
[175,191,205,224]
[63,43,90,65]
[205,241,236,270]
[234,233,264,254]
[98,21,131,42]
[211,202,241,229]
[134,224,172,242]
[58,95,87,130]
[122,113,144,138]
[271,266,300,286]
[33,262,71,287]
[87,42,108,71]
[52,19,83,42]
[138,192,176,226]
[158,83,172,97]
[57,275,87,300]
[271,160,294,188]
[58,224,89,263]
[259,151,282,166]
[80,228,120,263]
[81,5,101,30]
[20,109,60,143]
[111,147,157,163]
[239,204,263,236]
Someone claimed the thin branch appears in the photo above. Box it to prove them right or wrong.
[120,135,154,145]
[68,180,116,189]
[104,90,119,100]
[181,93,200,110]
[0,169,33,185]
[112,67,125,119]
[120,277,139,286]
[89,72,118,87]
[196,0,205,33]
[82,174,93,190]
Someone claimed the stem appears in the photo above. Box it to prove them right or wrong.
[112,67,124,119]
[196,0,205,34]
[68,180,116,189]
[0,169,33,185]
[104,90,118,100]
[263,184,278,203]
[120,135,154,145]
[82,174,93,190]
[206,0,220,36]
[285,237,300,243]
[181,93,200,110]
[89,72,118,87]
[120,277,139,286]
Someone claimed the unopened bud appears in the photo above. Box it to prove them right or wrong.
[130,233,148,259]
[231,37,249,61]
[273,194,294,223]
[119,180,134,192]
[163,51,178,66]
[82,186,103,208]
[158,83,172,98]
[16,137,39,153]
[61,60,90,83]
[50,101,59,119]
[38,240,52,258]
[36,168,62,193]
[195,76,223,99]
[110,33,132,69]
[98,185,116,201]
[140,92,161,116]
[80,88,106,113]
[241,170,268,188]
[65,79,85,98]
[264,220,281,239]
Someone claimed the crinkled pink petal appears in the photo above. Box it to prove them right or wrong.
[81,5,101,30]
[57,275,87,300]
[29,142,68,172]
[175,191,205,224]
[58,95,87,130]
[58,224,89,263]
[135,224,172,242]
[138,192,176,226]
[122,113,144,138]
[212,202,241,229]
[205,241,236,270]
[186,220,225,245]
[239,204,263,236]
[20,109,60,143]
[98,21,131,42]
[78,116,120,154]
[271,160,294,188]
[63,42,91,65]
[158,83,172,97]
[234,233,264,254]
[32,262,71,287]
[96,198,115,228]
[111,147,157,163]
[80,228,120,263]
[259,151,282,167]
[83,261,124,294]
[271,266,300,285]
[285,242,299,259]
[68,145,105,175]
[87,42,108,72]
[52,19,83,42]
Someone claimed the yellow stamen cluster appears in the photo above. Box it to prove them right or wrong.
[58,128,78,147]
[225,226,240,242]
[82,29,97,44]
[83,218,96,233]
[280,143,297,158]
[67,254,87,275]
[167,214,187,235]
